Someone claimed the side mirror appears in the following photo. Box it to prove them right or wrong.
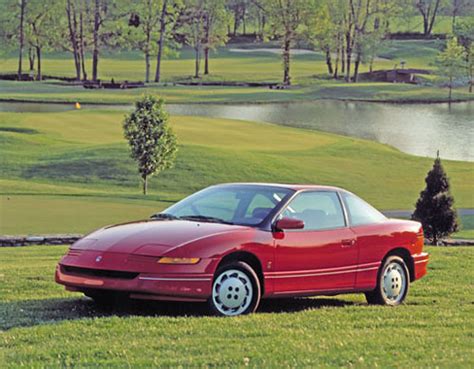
[274,217,305,231]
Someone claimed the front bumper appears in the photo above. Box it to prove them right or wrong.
[55,251,217,301]
[412,252,429,280]
[55,266,212,301]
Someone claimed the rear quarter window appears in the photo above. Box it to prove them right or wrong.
[342,192,386,226]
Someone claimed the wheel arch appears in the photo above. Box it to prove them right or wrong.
[384,247,415,282]
[216,251,265,294]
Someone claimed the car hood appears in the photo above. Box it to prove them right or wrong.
[71,219,249,255]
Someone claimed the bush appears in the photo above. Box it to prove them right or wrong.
[412,155,459,244]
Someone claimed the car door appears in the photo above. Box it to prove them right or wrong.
[340,191,389,290]
[271,191,358,295]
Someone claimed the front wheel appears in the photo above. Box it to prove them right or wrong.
[365,255,410,306]
[209,261,261,316]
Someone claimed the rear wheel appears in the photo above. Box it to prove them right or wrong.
[365,255,410,306]
[209,261,261,316]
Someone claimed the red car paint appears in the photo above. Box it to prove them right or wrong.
[56,183,429,304]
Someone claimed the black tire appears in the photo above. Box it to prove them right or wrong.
[365,255,410,306]
[208,261,261,316]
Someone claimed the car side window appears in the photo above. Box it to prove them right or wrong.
[342,192,386,226]
[281,191,345,231]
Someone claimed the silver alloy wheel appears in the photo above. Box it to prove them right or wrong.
[212,269,253,316]
[382,262,407,303]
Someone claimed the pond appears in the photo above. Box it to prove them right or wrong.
[1,100,473,162]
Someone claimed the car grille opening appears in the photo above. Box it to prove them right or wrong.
[61,265,139,280]
[67,249,83,257]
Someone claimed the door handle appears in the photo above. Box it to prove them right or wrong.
[341,239,356,247]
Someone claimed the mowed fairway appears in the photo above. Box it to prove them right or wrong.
[0,246,473,368]
[1,39,474,105]
[1,109,473,234]
[2,80,473,105]
[0,41,433,84]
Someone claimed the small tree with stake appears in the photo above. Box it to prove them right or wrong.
[412,153,459,245]
[437,37,466,103]
[123,95,177,195]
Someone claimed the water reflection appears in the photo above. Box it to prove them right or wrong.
[168,101,474,162]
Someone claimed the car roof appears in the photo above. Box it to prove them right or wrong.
[216,182,346,192]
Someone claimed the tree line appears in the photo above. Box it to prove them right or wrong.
[1,0,473,85]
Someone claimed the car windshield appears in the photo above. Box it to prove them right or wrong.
[162,185,294,226]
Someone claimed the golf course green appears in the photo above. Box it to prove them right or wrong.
[0,109,472,235]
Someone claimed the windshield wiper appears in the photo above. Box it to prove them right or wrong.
[179,215,234,225]
[150,212,180,220]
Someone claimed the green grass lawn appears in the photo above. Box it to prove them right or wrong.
[0,245,473,368]
[389,15,459,34]
[0,41,421,84]
[455,215,474,239]
[1,40,473,104]
[0,109,473,236]
[1,79,472,105]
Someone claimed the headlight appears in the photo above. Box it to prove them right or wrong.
[157,257,200,265]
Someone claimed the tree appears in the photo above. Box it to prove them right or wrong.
[125,0,165,82]
[325,0,348,79]
[65,0,84,80]
[63,0,93,82]
[306,0,403,83]
[79,0,91,81]
[305,0,337,76]
[345,0,402,82]
[414,0,443,36]
[250,0,266,41]
[202,0,228,75]
[91,0,102,81]
[226,0,247,35]
[412,154,459,245]
[24,0,60,80]
[360,24,386,74]
[177,0,206,78]
[18,0,27,79]
[263,0,316,85]
[124,0,181,83]
[468,43,474,93]
[0,1,25,71]
[454,17,474,93]
[123,96,178,195]
[437,37,466,102]
[155,0,182,82]
[449,0,474,30]
[176,0,227,78]
[85,0,123,82]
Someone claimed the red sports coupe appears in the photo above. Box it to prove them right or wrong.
[56,183,429,316]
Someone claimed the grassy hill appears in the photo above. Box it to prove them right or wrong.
[1,245,473,368]
[1,109,472,235]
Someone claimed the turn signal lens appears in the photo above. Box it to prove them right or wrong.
[157,257,200,265]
